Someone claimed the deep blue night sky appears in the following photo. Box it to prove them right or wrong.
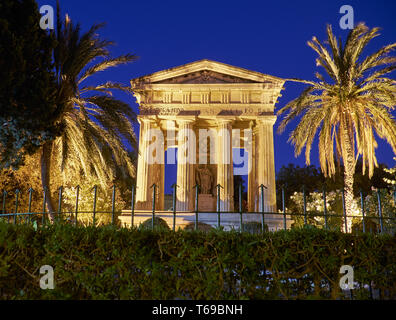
[37,0,396,191]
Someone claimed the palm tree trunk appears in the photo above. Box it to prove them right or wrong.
[343,157,355,233]
[40,141,56,223]
[341,115,356,233]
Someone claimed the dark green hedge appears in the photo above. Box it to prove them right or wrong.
[0,221,395,300]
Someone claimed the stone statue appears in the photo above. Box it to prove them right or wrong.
[151,164,161,187]
[196,165,213,195]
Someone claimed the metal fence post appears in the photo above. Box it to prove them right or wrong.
[259,184,267,233]
[282,187,286,230]
[377,189,384,233]
[194,184,199,231]
[151,184,157,230]
[14,189,20,225]
[111,185,116,225]
[92,185,97,226]
[360,190,366,233]
[27,188,33,224]
[171,184,178,231]
[302,185,307,226]
[2,191,7,222]
[216,184,222,228]
[342,189,348,233]
[239,184,243,232]
[131,185,135,228]
[75,186,80,226]
[323,186,328,230]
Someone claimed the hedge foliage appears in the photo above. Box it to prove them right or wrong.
[0,221,395,300]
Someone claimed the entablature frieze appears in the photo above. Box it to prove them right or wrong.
[133,87,282,106]
[138,105,276,117]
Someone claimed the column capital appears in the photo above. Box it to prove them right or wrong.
[176,117,196,126]
[256,115,277,126]
[216,118,234,127]
[137,116,157,125]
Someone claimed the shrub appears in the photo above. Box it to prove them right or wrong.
[138,217,170,231]
[0,221,395,300]
[184,222,213,232]
[352,218,380,234]
[242,221,268,234]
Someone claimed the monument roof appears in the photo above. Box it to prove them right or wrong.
[130,59,285,86]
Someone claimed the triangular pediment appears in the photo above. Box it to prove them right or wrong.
[131,59,284,85]
[155,70,255,84]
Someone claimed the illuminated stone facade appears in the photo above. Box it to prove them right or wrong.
[120,59,291,230]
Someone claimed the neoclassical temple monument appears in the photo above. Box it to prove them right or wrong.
[120,60,290,230]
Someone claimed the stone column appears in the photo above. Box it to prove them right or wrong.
[176,119,195,211]
[247,121,256,212]
[254,117,277,212]
[155,120,165,211]
[136,118,152,210]
[135,117,165,210]
[216,119,234,212]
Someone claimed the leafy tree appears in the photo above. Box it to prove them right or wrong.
[353,160,392,194]
[360,189,396,233]
[0,154,44,215]
[287,188,396,233]
[276,161,393,214]
[384,157,396,186]
[61,184,128,226]
[0,152,133,224]
[0,0,60,169]
[39,4,138,222]
[276,161,393,209]
[276,163,325,209]
[288,190,345,230]
[277,24,396,231]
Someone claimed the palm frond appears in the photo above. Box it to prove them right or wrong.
[279,23,396,180]
[78,54,138,85]
[48,9,138,190]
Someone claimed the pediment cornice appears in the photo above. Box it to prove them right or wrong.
[131,59,285,87]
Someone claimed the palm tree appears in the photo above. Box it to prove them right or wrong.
[40,5,138,222]
[277,23,396,232]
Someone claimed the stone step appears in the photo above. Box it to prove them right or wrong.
[119,210,292,231]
